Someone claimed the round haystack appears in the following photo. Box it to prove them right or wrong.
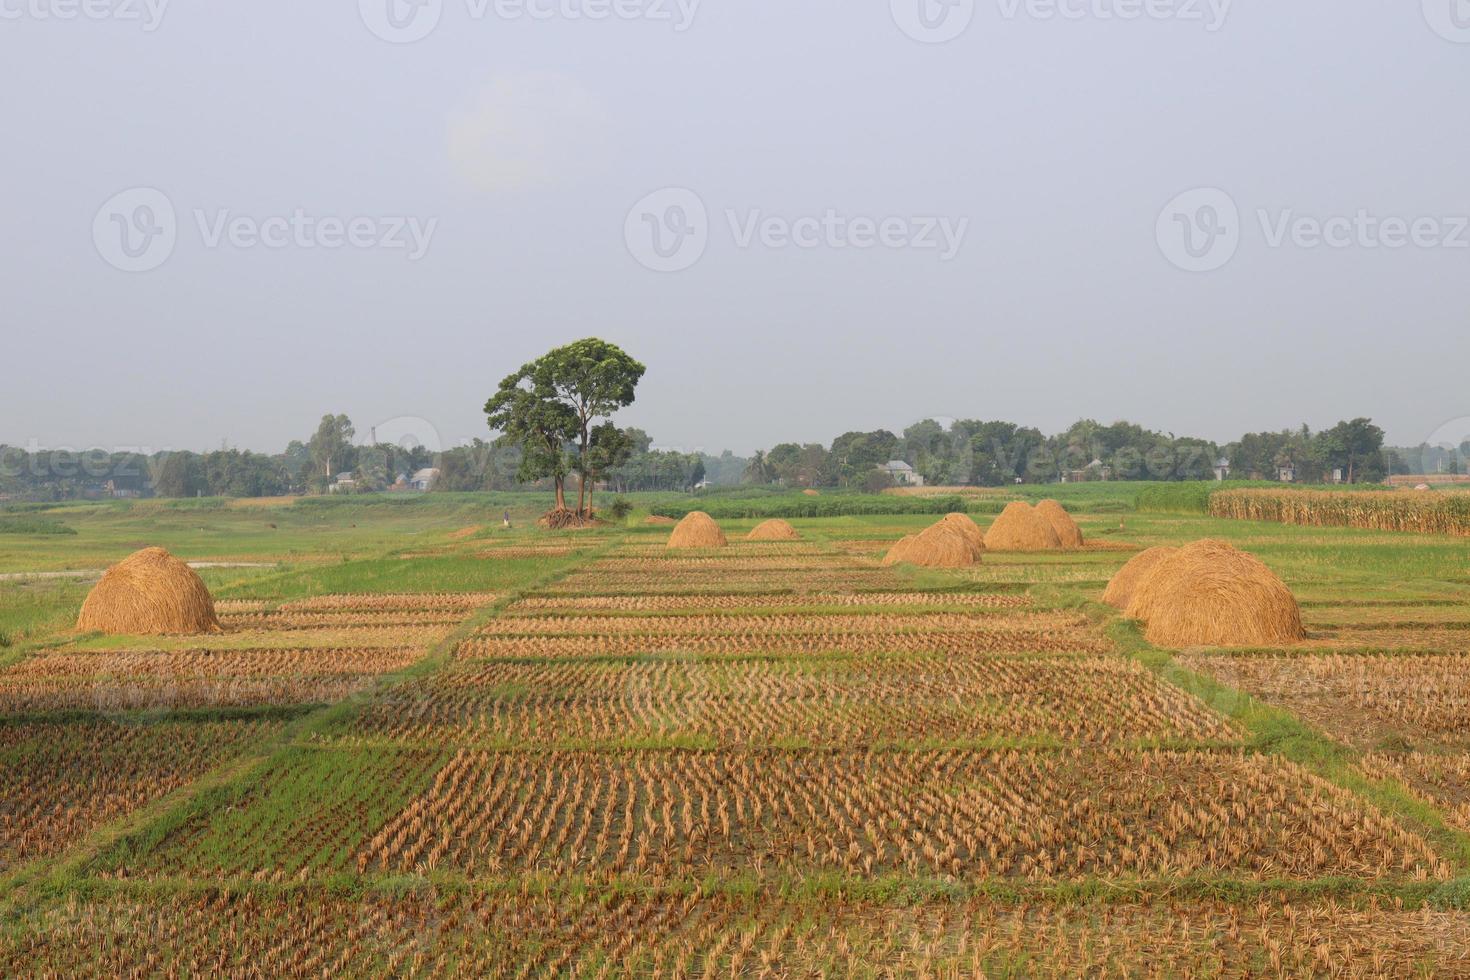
[881,523,977,569]
[937,513,986,558]
[667,511,728,549]
[747,519,800,541]
[983,501,1062,551]
[1102,546,1179,609]
[1035,500,1084,548]
[1124,539,1304,649]
[76,547,221,636]
[802,489,820,496]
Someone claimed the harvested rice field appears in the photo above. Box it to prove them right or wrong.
[3,497,1470,974]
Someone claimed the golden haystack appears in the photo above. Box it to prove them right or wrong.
[747,519,800,541]
[76,547,221,636]
[1124,539,1304,649]
[983,501,1062,551]
[802,489,820,496]
[1102,546,1179,609]
[937,513,986,558]
[1035,499,1084,548]
[644,515,678,525]
[667,511,728,549]
[881,523,977,568]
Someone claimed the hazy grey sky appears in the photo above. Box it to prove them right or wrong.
[3,1,1467,455]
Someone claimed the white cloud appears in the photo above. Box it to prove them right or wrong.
[447,72,608,193]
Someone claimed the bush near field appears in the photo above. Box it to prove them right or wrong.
[1209,487,1470,536]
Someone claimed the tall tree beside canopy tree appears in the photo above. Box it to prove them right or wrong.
[308,414,355,482]
[530,339,646,518]
[584,423,634,516]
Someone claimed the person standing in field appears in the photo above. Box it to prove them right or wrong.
[503,510,511,529]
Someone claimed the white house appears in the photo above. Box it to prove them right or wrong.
[409,467,440,492]
[329,472,356,493]
[882,460,924,487]
[1213,457,1232,481]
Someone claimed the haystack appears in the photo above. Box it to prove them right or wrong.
[76,547,221,636]
[983,502,1062,551]
[1124,539,1304,648]
[747,519,800,541]
[802,489,820,496]
[667,511,728,549]
[1035,500,1084,548]
[881,523,977,568]
[937,513,986,558]
[1102,546,1178,609]
[644,515,678,525]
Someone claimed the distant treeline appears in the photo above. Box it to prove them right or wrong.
[1,411,1451,503]
[744,417,1427,490]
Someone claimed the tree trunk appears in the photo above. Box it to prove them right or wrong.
[577,470,587,517]
[554,478,566,511]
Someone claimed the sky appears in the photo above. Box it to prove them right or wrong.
[2,0,1468,457]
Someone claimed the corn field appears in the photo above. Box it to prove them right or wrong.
[1209,487,1470,535]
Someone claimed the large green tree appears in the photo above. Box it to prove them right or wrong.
[485,339,644,517]
[307,414,355,485]
[533,339,646,516]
